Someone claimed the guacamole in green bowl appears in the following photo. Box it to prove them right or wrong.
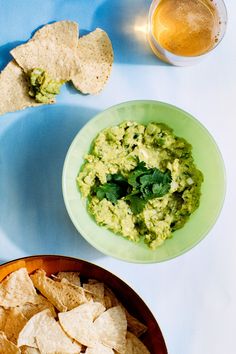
[62,101,225,263]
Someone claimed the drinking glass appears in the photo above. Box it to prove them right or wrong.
[148,0,227,66]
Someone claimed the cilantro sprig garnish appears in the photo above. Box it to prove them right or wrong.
[93,162,172,214]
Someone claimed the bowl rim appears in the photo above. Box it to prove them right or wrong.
[62,100,226,263]
[0,254,168,353]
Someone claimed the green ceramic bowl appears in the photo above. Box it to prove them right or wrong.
[62,100,226,263]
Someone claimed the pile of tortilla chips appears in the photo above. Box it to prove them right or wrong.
[0,268,150,353]
[0,20,114,115]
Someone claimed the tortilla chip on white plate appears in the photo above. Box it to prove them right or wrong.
[0,331,20,354]
[0,268,37,307]
[94,306,127,354]
[72,28,113,94]
[59,302,105,347]
[0,61,40,116]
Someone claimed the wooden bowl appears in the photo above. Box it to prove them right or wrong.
[0,255,168,353]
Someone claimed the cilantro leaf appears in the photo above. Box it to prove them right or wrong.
[93,162,172,214]
[95,183,124,204]
[127,161,147,187]
[125,195,147,214]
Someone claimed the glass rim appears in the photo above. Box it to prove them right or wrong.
[148,0,228,59]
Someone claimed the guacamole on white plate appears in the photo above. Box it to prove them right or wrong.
[77,121,203,249]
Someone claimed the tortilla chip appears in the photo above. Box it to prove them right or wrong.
[30,269,87,312]
[0,61,40,115]
[33,20,79,49]
[0,331,20,354]
[125,311,147,337]
[59,302,105,347]
[18,309,81,353]
[104,287,119,308]
[104,287,147,336]
[83,282,105,305]
[20,347,40,354]
[54,271,81,287]
[125,332,150,354]
[0,307,7,330]
[94,306,127,353]
[17,294,57,319]
[3,308,28,344]
[0,268,37,307]
[85,344,114,353]
[11,39,78,81]
[72,28,113,94]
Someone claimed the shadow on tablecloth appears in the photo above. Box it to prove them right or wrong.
[0,104,105,262]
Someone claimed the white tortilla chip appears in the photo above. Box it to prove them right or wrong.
[85,344,114,353]
[104,287,147,336]
[125,332,150,354]
[33,20,79,49]
[59,302,105,347]
[18,309,81,353]
[17,294,57,319]
[3,308,28,344]
[94,306,127,353]
[83,282,105,305]
[72,28,113,94]
[20,347,40,354]
[11,39,78,81]
[0,331,20,354]
[54,271,81,287]
[0,307,7,330]
[0,61,40,116]
[30,269,87,312]
[0,268,37,307]
[125,311,147,337]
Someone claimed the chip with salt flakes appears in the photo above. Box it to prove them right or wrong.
[18,309,81,353]
[125,331,151,354]
[0,331,20,354]
[0,61,40,116]
[30,269,87,312]
[72,28,113,94]
[85,343,114,353]
[93,305,127,354]
[0,268,37,308]
[54,271,81,287]
[59,302,105,347]
[3,308,28,344]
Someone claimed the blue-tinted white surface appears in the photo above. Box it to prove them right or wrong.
[0,1,235,353]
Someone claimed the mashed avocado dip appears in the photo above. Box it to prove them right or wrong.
[28,68,64,103]
[77,121,203,249]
